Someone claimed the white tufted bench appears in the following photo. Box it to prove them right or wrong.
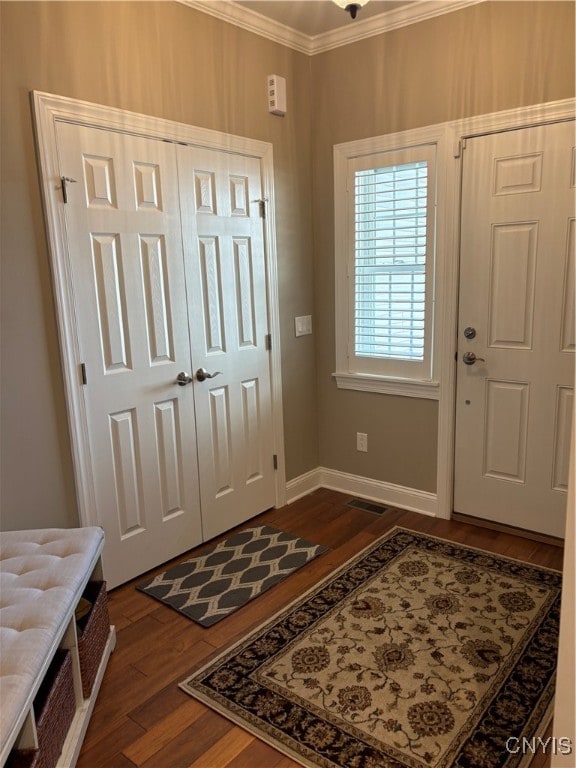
[0,528,116,767]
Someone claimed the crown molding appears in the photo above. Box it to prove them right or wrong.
[180,1,312,53]
[310,0,484,54]
[179,0,485,55]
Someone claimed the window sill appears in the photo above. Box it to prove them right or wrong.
[333,372,440,400]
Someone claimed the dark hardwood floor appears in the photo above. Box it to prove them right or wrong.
[77,489,564,768]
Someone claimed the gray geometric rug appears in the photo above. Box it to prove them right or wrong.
[137,525,328,627]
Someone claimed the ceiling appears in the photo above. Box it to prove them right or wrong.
[236,1,413,38]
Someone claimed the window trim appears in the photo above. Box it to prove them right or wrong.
[333,372,439,399]
[334,125,448,399]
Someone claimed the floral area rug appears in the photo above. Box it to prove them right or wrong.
[180,527,561,768]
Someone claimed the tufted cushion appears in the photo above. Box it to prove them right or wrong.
[0,527,104,758]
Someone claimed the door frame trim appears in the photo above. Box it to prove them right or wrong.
[437,97,576,520]
[31,90,287,527]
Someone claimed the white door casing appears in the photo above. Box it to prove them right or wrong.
[32,92,286,587]
[178,145,276,539]
[453,121,575,538]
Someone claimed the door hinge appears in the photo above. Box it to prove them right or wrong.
[454,138,467,159]
[265,333,272,351]
[80,363,87,385]
[60,176,77,204]
[273,454,278,470]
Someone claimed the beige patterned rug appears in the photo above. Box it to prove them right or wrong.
[180,527,561,768]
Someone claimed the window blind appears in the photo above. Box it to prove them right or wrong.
[354,161,428,361]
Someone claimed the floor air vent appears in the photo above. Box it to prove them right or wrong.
[346,499,392,516]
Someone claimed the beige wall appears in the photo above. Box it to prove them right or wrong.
[1,1,574,531]
[0,1,317,530]
[310,1,575,492]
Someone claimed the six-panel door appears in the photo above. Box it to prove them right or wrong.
[454,121,574,538]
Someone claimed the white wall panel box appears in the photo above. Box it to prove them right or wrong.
[295,315,312,337]
[267,75,286,116]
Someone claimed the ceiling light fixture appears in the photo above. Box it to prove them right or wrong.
[332,0,369,20]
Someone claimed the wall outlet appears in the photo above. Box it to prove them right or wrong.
[357,432,368,452]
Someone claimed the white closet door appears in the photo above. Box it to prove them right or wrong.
[57,122,203,587]
[178,145,276,540]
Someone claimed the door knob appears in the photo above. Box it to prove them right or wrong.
[195,368,222,382]
[462,351,485,366]
[176,371,194,386]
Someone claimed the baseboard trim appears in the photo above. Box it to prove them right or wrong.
[286,467,437,517]
[285,468,324,503]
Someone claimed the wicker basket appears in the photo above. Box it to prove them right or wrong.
[7,650,75,768]
[77,581,110,698]
[36,649,76,768]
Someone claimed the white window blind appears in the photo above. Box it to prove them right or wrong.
[354,160,428,362]
[340,143,437,383]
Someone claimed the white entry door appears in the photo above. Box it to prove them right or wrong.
[55,122,276,586]
[178,145,276,540]
[454,121,575,538]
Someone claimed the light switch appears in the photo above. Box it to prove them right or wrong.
[295,315,312,337]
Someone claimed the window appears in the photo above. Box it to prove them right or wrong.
[334,138,440,397]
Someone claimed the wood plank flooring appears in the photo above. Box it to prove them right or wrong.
[77,489,564,768]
